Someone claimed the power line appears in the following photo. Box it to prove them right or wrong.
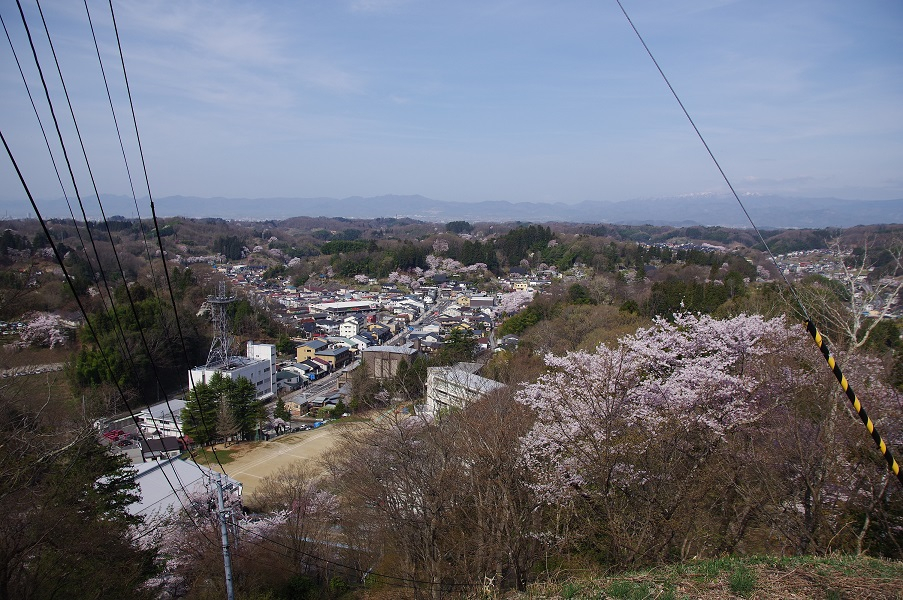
[7,0,229,545]
[106,0,231,476]
[0,126,221,552]
[27,0,217,483]
[614,0,901,486]
[81,0,167,324]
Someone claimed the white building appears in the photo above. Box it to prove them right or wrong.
[127,458,242,536]
[188,341,276,400]
[339,316,360,338]
[246,341,277,392]
[424,362,506,416]
[136,398,187,439]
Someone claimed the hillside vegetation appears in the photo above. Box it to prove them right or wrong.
[0,216,901,599]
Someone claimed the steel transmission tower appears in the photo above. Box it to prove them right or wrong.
[205,281,236,368]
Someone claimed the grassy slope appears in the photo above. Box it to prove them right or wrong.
[516,556,903,600]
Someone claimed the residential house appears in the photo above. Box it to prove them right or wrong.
[339,316,361,338]
[315,346,353,370]
[136,398,187,439]
[139,437,184,462]
[297,339,328,362]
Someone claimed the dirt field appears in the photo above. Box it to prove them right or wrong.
[207,422,357,497]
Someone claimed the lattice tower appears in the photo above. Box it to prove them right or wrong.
[205,281,236,368]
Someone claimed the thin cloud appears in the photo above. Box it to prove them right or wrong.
[348,0,415,14]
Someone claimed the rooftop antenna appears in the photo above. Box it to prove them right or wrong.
[206,281,236,368]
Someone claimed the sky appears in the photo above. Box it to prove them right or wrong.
[1,0,902,213]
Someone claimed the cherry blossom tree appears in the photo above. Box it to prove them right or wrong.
[517,311,903,563]
[14,311,69,348]
[354,274,370,284]
[516,312,809,563]
[495,290,534,317]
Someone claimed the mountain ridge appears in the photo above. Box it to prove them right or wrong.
[5,193,902,229]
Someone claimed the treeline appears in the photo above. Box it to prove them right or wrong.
[70,283,206,404]
[181,372,265,445]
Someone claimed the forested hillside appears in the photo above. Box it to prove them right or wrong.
[0,215,901,599]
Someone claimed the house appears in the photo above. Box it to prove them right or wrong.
[297,339,328,361]
[140,437,184,462]
[367,323,392,343]
[302,358,331,379]
[276,369,303,392]
[315,346,353,370]
[136,398,187,439]
[468,296,495,309]
[339,316,361,338]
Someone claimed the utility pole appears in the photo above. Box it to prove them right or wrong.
[216,474,235,600]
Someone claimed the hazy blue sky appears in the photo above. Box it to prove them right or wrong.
[2,0,902,209]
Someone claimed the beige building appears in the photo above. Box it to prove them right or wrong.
[362,345,419,379]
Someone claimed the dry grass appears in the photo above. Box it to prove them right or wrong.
[511,556,903,600]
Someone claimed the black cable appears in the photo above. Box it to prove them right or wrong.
[614,0,809,321]
[4,5,192,500]
[81,0,165,317]
[13,0,154,409]
[0,127,220,552]
[30,0,223,475]
[0,8,132,369]
[107,0,230,475]
[0,11,86,256]
[15,0,221,522]
[3,9,191,504]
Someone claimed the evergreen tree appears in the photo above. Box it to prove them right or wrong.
[181,380,219,445]
[274,396,291,421]
[228,377,264,441]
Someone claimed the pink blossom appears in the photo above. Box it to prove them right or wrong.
[495,290,534,316]
[15,312,69,348]
[517,312,808,501]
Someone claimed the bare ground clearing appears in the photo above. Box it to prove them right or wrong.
[200,421,361,496]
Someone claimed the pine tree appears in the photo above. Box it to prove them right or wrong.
[274,396,291,421]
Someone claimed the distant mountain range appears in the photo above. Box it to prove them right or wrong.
[6,193,903,229]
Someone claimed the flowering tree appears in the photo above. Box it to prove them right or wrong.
[494,290,534,317]
[516,312,809,563]
[441,257,463,271]
[432,238,449,255]
[517,311,903,562]
[14,312,69,348]
[353,274,370,284]
[250,463,340,572]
